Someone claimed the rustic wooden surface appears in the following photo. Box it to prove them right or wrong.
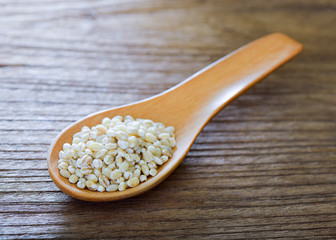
[0,0,335,239]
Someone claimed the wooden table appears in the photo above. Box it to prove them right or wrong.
[1,0,335,239]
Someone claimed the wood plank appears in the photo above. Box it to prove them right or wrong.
[0,0,335,238]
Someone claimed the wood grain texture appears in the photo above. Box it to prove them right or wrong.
[0,0,335,239]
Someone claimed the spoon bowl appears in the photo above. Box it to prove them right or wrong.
[48,33,303,201]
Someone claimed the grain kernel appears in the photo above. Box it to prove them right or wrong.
[153,141,161,147]
[142,149,153,162]
[140,175,147,182]
[116,131,127,140]
[77,181,85,189]
[92,158,103,169]
[147,145,155,153]
[79,155,93,167]
[60,169,71,178]
[127,177,140,188]
[107,163,116,170]
[68,165,76,174]
[127,127,138,135]
[115,155,123,167]
[90,131,97,139]
[86,180,98,191]
[138,129,145,138]
[128,136,137,147]
[116,125,127,132]
[63,143,71,150]
[145,133,157,142]
[93,169,102,177]
[158,133,170,139]
[118,140,129,149]
[99,175,109,188]
[73,137,81,144]
[102,117,111,126]
[58,162,69,170]
[102,167,112,178]
[118,182,127,191]
[102,137,110,145]
[149,168,157,176]
[166,126,175,133]
[161,155,168,163]
[84,149,93,155]
[162,148,173,157]
[69,174,79,183]
[105,143,117,150]
[106,184,118,192]
[81,133,90,142]
[90,142,103,152]
[148,162,157,169]
[134,169,141,178]
[95,149,107,159]
[59,150,65,159]
[120,162,129,173]
[168,137,176,147]
[153,156,163,165]
[75,169,84,178]
[106,129,116,137]
[110,169,122,180]
[117,177,125,184]
[97,185,105,192]
[103,155,114,165]
[80,167,93,175]
[124,171,133,180]
[95,125,107,135]
[141,165,150,176]
[86,174,98,182]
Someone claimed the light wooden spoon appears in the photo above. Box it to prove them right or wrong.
[48,33,303,201]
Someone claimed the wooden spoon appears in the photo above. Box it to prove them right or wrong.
[48,33,303,201]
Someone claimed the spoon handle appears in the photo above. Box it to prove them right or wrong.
[161,33,303,129]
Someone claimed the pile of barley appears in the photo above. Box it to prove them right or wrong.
[58,115,175,192]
